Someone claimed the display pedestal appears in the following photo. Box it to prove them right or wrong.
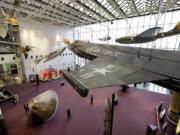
[168,91,180,125]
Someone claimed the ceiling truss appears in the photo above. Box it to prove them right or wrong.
[0,0,179,27]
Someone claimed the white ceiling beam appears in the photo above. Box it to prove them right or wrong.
[0,1,75,26]
[106,0,127,18]
[52,0,96,23]
[162,0,175,12]
[31,1,88,25]
[126,0,140,15]
[88,0,115,19]
[20,0,81,26]
[73,1,106,21]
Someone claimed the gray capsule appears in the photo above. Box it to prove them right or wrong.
[28,90,58,121]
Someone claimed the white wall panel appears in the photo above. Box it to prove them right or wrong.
[18,21,74,80]
[0,54,16,64]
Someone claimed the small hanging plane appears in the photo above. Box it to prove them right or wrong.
[115,21,180,44]
[60,40,180,97]
[0,0,20,42]
[0,40,33,58]
[98,36,111,41]
[63,38,71,45]
[34,47,66,64]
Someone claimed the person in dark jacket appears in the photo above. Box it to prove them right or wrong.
[90,94,94,104]
[66,109,72,120]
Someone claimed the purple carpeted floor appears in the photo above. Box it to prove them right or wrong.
[1,78,174,135]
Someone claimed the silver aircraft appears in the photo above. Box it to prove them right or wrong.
[35,47,66,64]
[61,40,180,97]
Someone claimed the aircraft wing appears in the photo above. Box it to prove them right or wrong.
[61,57,168,97]
[44,47,66,63]
[0,40,22,46]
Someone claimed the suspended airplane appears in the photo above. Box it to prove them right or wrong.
[115,21,180,44]
[0,40,33,58]
[98,36,111,41]
[34,47,66,65]
[0,0,22,58]
[60,40,180,97]
[63,37,71,45]
[0,0,20,42]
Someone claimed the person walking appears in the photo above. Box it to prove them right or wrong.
[35,74,40,88]
[90,94,94,104]
[66,109,72,120]
[24,104,29,113]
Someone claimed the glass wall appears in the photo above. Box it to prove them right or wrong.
[73,10,180,67]
[72,10,180,94]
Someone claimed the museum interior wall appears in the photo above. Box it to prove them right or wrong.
[18,21,75,81]
[0,54,16,65]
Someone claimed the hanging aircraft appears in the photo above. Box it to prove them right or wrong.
[0,40,33,58]
[98,36,111,41]
[0,0,20,42]
[63,38,71,45]
[34,47,66,65]
[115,21,180,44]
[60,40,180,97]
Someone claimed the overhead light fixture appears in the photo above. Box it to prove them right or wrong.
[56,35,60,42]
[22,30,28,39]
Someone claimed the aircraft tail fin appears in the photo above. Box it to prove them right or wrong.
[156,21,180,38]
[136,27,163,39]
[60,70,89,97]
[172,21,180,32]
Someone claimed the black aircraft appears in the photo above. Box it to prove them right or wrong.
[61,40,180,97]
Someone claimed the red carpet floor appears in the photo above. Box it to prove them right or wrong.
[1,78,174,135]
